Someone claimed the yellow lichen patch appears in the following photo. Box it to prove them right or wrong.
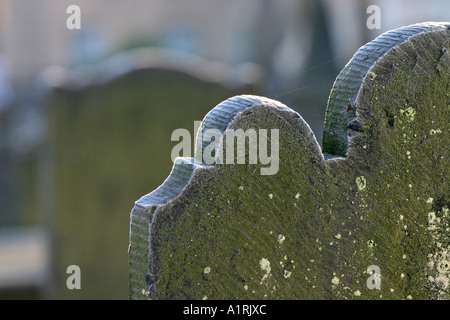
[429,128,442,135]
[427,206,449,299]
[331,276,340,285]
[400,106,416,122]
[356,176,367,191]
[259,258,272,284]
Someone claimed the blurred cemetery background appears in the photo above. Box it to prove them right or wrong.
[0,0,449,299]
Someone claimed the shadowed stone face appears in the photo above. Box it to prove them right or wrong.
[129,23,449,300]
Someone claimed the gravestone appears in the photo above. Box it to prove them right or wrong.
[129,23,449,300]
[43,48,263,299]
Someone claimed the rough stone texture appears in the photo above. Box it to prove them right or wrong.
[129,23,449,300]
[39,48,262,299]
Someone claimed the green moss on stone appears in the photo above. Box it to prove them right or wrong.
[131,23,449,300]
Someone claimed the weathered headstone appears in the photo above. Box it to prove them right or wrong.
[43,49,263,299]
[129,23,449,300]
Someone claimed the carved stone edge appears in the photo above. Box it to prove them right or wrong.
[323,21,450,156]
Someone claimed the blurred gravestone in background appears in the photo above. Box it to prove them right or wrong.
[42,48,263,299]
[0,55,54,300]
[255,0,338,144]
[0,55,15,226]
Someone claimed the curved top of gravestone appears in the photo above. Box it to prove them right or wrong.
[323,21,450,156]
[129,22,449,300]
[38,47,265,91]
